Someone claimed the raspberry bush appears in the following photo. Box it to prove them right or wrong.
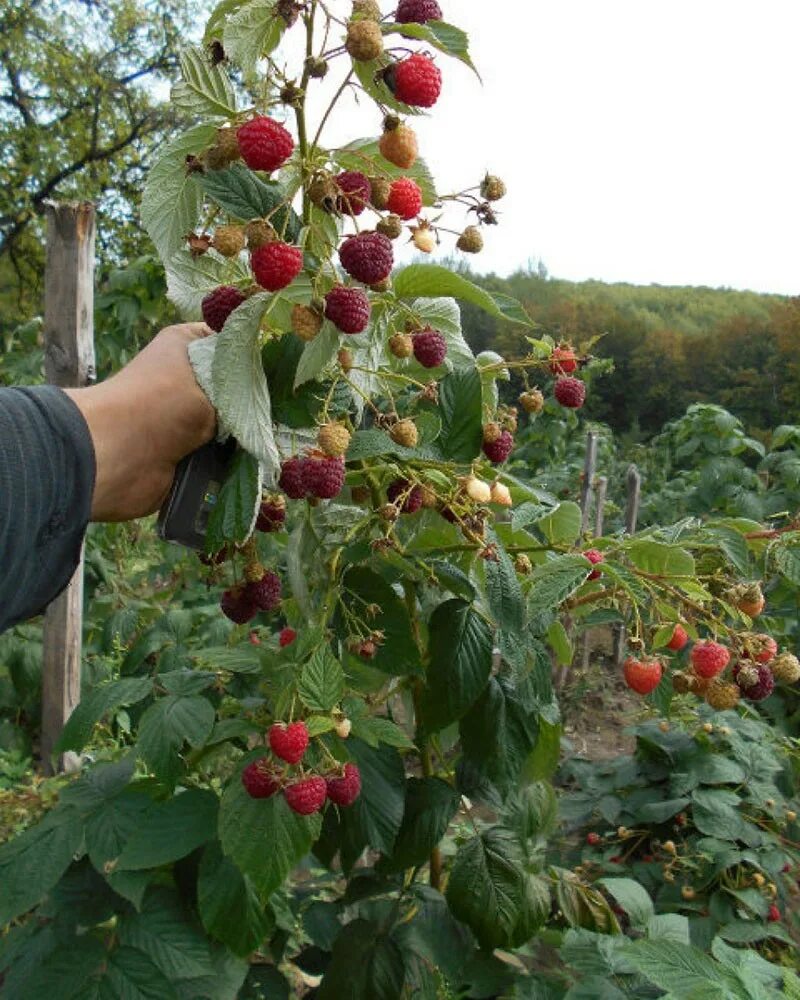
[1,2,799,997]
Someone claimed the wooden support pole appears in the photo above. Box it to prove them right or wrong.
[614,464,642,667]
[580,476,608,672]
[580,431,598,535]
[41,202,96,775]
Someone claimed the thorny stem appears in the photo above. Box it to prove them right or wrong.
[296,0,318,226]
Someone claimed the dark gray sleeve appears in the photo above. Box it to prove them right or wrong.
[0,385,96,634]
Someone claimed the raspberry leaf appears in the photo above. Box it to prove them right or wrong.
[484,536,525,633]
[172,46,237,119]
[536,501,582,545]
[345,738,406,855]
[198,842,275,957]
[197,164,301,240]
[118,886,215,979]
[205,449,261,553]
[297,646,346,712]
[316,918,405,1000]
[437,367,483,462]
[383,20,479,79]
[394,264,534,326]
[379,777,459,872]
[166,250,250,319]
[115,788,218,871]
[136,695,216,786]
[337,568,422,676]
[294,323,340,388]
[527,556,599,618]
[56,676,152,753]
[222,0,286,79]
[628,540,696,578]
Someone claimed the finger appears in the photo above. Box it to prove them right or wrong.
[173,322,214,341]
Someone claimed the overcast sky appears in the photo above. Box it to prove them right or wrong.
[313,0,800,294]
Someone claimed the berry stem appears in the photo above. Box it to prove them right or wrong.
[297,0,318,227]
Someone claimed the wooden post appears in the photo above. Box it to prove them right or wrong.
[614,464,642,667]
[580,476,608,671]
[41,202,96,775]
[580,432,598,535]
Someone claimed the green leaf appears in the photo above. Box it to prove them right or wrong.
[56,677,152,753]
[317,918,405,1000]
[198,842,274,956]
[621,940,731,997]
[119,886,214,981]
[636,797,691,824]
[546,620,573,667]
[523,716,563,781]
[446,827,527,950]
[223,0,285,78]
[137,695,215,785]
[338,568,421,675]
[211,294,281,473]
[380,777,459,872]
[346,738,406,856]
[383,20,478,76]
[528,555,595,618]
[197,164,301,239]
[692,787,762,847]
[205,449,260,553]
[172,46,236,118]
[95,946,180,1000]
[485,541,525,632]
[413,297,475,369]
[0,806,84,925]
[420,599,493,733]
[294,322,340,388]
[349,715,414,750]
[502,782,559,845]
[460,677,539,796]
[298,646,346,712]
[537,502,582,544]
[394,264,533,325]
[437,366,483,462]
[647,913,691,944]
[116,789,218,870]
[774,541,800,585]
[141,122,217,261]
[628,540,695,577]
[599,878,655,929]
[6,938,108,1000]
[166,249,250,320]
[219,776,321,895]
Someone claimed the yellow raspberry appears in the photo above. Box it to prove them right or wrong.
[317,422,351,458]
[213,225,246,258]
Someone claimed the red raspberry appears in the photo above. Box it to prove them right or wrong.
[733,662,775,701]
[284,776,328,815]
[386,53,442,108]
[325,286,371,334]
[251,241,304,291]
[583,548,604,580]
[742,633,778,664]
[335,171,372,216]
[387,478,423,513]
[586,832,602,846]
[241,758,281,799]
[691,640,730,678]
[279,456,307,499]
[304,454,346,500]
[201,285,246,332]
[396,0,443,23]
[667,624,689,651]
[412,326,447,368]
[623,656,663,695]
[269,721,309,764]
[767,904,781,922]
[549,345,578,375]
[482,429,514,464]
[256,497,286,532]
[326,763,361,806]
[339,232,394,284]
[249,631,261,645]
[247,571,282,612]
[237,116,294,172]
[386,177,423,220]
[554,376,586,409]
[220,586,258,625]
[279,627,297,648]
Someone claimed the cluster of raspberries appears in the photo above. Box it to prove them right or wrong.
[279,452,346,501]
[241,720,361,814]
[220,571,281,625]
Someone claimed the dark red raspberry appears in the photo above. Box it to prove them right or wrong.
[387,177,423,220]
[387,478,423,513]
[482,429,514,464]
[339,232,394,284]
[554,376,586,409]
[284,776,328,815]
[325,286,371,334]
[269,720,309,764]
[201,285,246,332]
[304,454,346,500]
[279,627,297,647]
[586,832,602,846]
[279,456,307,499]
[385,53,442,108]
[256,497,286,532]
[733,662,775,702]
[220,586,258,625]
[241,758,280,799]
[584,548,604,580]
[251,241,304,291]
[247,571,282,612]
[412,326,447,368]
[767,904,781,922]
[335,171,372,216]
[237,116,294,172]
[396,0,443,23]
[326,763,361,806]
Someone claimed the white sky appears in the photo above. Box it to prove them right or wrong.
[311,0,800,294]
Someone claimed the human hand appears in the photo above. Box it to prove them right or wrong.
[64,322,217,521]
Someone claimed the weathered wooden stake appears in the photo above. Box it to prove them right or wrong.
[614,464,642,667]
[579,431,598,535]
[580,476,608,671]
[41,202,96,775]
